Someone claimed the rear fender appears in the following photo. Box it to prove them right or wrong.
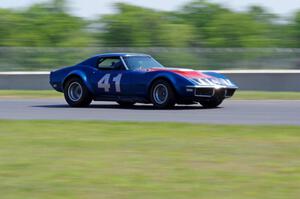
[63,70,94,93]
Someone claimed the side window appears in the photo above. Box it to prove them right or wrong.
[97,57,124,70]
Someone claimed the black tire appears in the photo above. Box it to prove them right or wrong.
[64,77,92,107]
[117,101,135,107]
[199,98,223,108]
[150,79,175,109]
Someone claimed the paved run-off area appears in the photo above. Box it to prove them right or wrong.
[0,98,299,125]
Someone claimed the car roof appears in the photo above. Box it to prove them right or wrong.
[77,53,152,66]
[93,53,150,58]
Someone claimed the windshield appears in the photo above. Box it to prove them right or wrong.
[123,56,164,70]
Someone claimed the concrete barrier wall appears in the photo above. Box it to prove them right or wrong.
[0,70,299,91]
[221,70,300,92]
[0,72,51,90]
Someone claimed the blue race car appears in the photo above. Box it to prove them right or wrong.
[50,53,237,108]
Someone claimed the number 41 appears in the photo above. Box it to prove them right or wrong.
[98,74,122,92]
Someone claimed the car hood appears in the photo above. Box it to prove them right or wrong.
[147,67,237,88]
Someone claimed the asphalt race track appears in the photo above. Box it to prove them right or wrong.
[0,98,299,125]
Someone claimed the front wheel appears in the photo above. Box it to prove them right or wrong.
[150,79,175,109]
[199,99,223,108]
[64,77,92,107]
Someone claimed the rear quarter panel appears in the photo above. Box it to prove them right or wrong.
[50,65,96,93]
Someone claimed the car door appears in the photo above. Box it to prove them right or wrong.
[90,56,131,98]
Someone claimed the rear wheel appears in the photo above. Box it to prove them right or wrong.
[64,77,92,107]
[117,101,135,107]
[199,98,223,108]
[150,79,175,109]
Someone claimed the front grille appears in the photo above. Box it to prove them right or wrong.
[195,88,236,98]
[195,88,214,97]
[214,88,226,98]
[225,89,236,97]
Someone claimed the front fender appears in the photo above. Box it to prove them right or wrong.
[146,71,193,96]
[202,71,238,88]
[202,71,227,79]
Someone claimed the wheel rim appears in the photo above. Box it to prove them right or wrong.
[68,82,83,102]
[153,84,168,104]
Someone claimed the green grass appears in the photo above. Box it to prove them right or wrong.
[0,120,300,199]
[0,90,62,98]
[0,90,300,100]
[233,91,300,100]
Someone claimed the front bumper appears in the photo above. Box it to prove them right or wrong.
[186,85,238,99]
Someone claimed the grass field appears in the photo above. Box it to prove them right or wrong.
[0,90,300,100]
[0,120,300,199]
[234,91,300,100]
[0,90,62,98]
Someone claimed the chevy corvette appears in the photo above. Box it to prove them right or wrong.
[50,53,237,108]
